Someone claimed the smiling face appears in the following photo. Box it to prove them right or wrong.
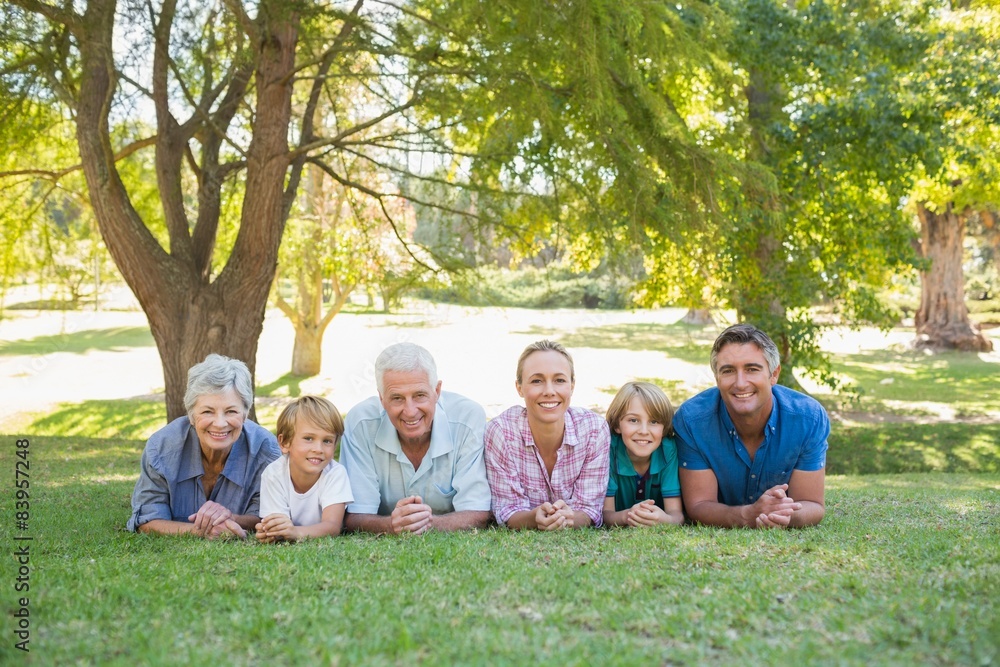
[380,369,442,449]
[714,342,780,423]
[616,396,664,468]
[190,388,247,457]
[517,349,574,428]
[279,415,337,493]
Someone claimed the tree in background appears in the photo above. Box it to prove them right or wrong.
[905,1,998,351]
[2,1,479,419]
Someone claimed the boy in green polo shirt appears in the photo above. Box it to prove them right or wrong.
[603,382,685,527]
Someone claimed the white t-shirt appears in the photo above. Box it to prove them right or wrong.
[259,455,354,526]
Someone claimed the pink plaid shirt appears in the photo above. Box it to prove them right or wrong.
[485,405,610,527]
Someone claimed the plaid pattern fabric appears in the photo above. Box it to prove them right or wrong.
[485,406,610,526]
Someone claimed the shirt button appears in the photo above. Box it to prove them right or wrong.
[751,474,756,479]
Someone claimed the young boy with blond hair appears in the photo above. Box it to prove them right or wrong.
[256,396,353,542]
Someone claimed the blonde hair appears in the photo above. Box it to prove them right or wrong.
[605,381,674,437]
[515,340,574,385]
[275,395,344,444]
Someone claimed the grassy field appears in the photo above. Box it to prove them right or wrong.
[1,304,998,664]
[0,432,997,665]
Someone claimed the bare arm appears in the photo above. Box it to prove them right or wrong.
[344,511,396,535]
[429,510,490,532]
[786,468,825,528]
[139,517,246,539]
[679,468,800,529]
[602,496,630,527]
[345,495,482,535]
[256,503,347,542]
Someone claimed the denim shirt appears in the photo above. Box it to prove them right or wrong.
[674,385,829,506]
[127,417,280,531]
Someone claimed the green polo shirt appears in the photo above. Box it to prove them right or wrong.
[606,433,681,511]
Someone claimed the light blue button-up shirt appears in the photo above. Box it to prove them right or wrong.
[674,385,828,506]
[340,391,491,515]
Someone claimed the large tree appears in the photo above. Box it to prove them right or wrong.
[6,1,728,417]
[906,1,999,351]
[3,1,465,419]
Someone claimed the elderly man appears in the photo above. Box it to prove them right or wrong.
[674,324,828,529]
[340,342,491,534]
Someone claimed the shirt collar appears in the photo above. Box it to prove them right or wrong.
[374,400,454,462]
[718,389,780,441]
[176,421,252,486]
[519,407,581,449]
[612,433,666,476]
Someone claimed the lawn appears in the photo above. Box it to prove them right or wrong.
[1,305,998,664]
[0,433,997,665]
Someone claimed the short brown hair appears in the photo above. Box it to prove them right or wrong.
[515,340,574,385]
[605,381,674,437]
[275,395,344,444]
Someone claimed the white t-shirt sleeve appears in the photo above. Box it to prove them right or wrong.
[318,461,354,510]
[258,456,291,518]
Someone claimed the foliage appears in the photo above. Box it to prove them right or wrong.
[419,264,634,310]
[0,433,996,665]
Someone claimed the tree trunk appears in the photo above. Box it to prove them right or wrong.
[681,308,714,325]
[291,324,323,376]
[74,0,300,420]
[915,202,993,352]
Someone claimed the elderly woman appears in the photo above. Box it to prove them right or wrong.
[127,354,280,538]
[485,340,610,530]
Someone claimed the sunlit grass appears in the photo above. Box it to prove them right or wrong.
[0,326,154,356]
[0,431,995,666]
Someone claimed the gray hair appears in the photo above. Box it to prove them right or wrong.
[375,343,438,395]
[710,324,781,376]
[184,353,254,417]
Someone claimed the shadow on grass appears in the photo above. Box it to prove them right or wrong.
[831,348,1000,411]
[514,322,716,363]
[596,377,695,403]
[0,326,154,357]
[22,399,166,440]
[257,373,310,398]
[829,422,1000,475]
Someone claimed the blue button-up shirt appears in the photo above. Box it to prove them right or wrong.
[127,417,280,531]
[674,385,828,506]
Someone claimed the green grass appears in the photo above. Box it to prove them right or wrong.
[0,326,154,357]
[523,322,717,366]
[825,347,1000,416]
[2,311,999,664]
[1,434,997,665]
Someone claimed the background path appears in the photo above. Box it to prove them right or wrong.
[0,294,939,425]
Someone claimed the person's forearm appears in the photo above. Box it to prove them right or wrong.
[232,513,260,530]
[138,519,199,536]
[429,510,490,532]
[789,501,825,527]
[570,510,594,528]
[685,500,754,528]
[290,520,344,540]
[344,512,394,534]
[504,509,539,530]
[603,508,629,527]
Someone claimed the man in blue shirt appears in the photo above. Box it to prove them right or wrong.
[674,324,828,528]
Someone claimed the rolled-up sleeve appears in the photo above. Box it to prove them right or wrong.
[127,447,173,532]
